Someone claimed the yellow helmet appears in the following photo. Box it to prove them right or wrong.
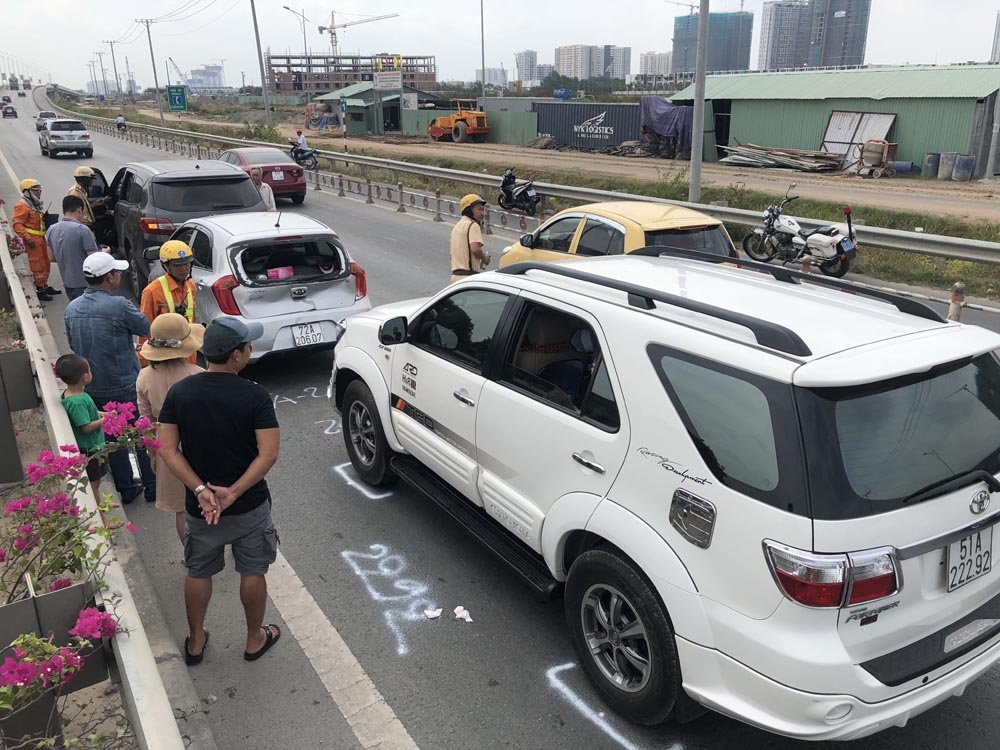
[19,178,40,192]
[459,194,486,214]
[159,240,193,265]
[73,166,95,178]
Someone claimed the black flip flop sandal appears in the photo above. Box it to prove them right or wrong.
[184,630,210,666]
[244,624,281,662]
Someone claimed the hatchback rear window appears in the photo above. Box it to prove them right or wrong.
[645,226,733,256]
[234,238,347,285]
[151,178,262,212]
[39,111,56,118]
[242,151,295,165]
[797,353,1000,520]
[51,121,85,131]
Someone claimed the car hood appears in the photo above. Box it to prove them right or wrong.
[355,298,428,322]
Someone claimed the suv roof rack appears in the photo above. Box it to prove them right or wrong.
[630,246,946,323]
[499,261,812,356]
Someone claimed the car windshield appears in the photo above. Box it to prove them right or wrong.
[51,121,84,132]
[242,151,295,166]
[645,226,733,256]
[151,178,262,212]
[39,111,56,118]
[797,353,1000,520]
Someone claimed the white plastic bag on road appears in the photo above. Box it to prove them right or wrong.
[453,605,473,623]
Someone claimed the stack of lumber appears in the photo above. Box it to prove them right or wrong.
[719,144,843,172]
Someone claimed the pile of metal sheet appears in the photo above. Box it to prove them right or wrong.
[719,144,843,172]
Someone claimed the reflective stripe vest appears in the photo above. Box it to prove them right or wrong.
[159,275,194,322]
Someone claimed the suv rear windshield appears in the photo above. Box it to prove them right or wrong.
[150,178,262,212]
[39,111,56,118]
[51,121,85,131]
[797,353,1000,520]
[645,226,733,256]
[243,151,295,166]
[234,238,346,285]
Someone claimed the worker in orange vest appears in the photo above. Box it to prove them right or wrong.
[12,179,61,301]
[138,240,198,366]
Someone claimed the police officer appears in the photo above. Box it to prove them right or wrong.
[138,240,198,365]
[67,166,106,228]
[449,194,491,284]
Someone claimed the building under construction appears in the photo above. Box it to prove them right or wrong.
[266,54,437,97]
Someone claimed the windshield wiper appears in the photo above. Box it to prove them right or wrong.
[902,469,1000,505]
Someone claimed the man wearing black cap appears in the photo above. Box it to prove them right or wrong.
[157,317,282,665]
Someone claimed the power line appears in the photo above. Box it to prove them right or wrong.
[153,0,207,21]
[162,0,240,36]
[157,0,220,24]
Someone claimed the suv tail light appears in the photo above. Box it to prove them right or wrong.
[212,274,241,315]
[349,261,367,300]
[763,541,899,609]
[139,218,176,235]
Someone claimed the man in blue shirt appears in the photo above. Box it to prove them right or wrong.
[64,253,156,504]
[46,195,100,301]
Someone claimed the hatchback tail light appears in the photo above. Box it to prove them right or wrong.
[349,261,367,300]
[763,541,899,609]
[50,134,62,140]
[212,274,241,315]
[138,218,176,235]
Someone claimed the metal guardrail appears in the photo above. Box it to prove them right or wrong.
[0,216,185,749]
[46,97,1000,265]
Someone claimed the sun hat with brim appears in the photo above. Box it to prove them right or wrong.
[140,313,205,362]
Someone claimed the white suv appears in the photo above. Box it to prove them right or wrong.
[329,249,1000,741]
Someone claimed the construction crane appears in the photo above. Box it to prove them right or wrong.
[167,57,190,88]
[664,0,696,14]
[317,11,400,57]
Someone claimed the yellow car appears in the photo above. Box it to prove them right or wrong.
[499,201,737,268]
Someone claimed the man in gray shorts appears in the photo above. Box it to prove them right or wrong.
[158,318,282,665]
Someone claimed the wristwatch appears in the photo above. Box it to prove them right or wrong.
[193,484,207,497]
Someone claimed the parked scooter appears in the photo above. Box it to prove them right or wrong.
[742,183,857,277]
[497,167,541,216]
[287,138,319,170]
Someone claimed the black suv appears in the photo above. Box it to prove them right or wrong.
[88,160,266,294]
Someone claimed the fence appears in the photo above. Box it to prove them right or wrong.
[45,96,1000,266]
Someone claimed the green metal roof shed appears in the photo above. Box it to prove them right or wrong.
[672,66,1000,178]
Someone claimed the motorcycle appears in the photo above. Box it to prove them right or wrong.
[287,138,319,170]
[497,167,541,216]
[742,183,857,278]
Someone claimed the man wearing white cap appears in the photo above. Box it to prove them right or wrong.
[64,253,157,504]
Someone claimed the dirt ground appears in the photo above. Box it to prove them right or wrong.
[136,107,1000,222]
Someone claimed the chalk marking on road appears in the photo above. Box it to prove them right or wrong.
[546,663,684,750]
[315,418,341,436]
[341,544,438,656]
[267,550,419,749]
[334,461,395,500]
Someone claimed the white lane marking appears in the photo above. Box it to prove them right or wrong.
[341,544,437,656]
[0,137,22,188]
[334,462,394,500]
[267,550,419,749]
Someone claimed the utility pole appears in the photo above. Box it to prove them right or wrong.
[219,59,227,89]
[95,50,109,101]
[104,40,126,117]
[137,18,165,126]
[479,0,486,100]
[125,56,134,97]
[87,61,98,98]
[688,0,710,203]
[249,0,272,123]
[241,71,246,90]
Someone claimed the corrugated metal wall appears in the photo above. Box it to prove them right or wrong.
[728,97,978,166]
[402,110,456,136]
[402,110,538,145]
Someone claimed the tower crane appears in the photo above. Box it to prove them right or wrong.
[664,0,696,14]
[318,11,400,57]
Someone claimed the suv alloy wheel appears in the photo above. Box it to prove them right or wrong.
[342,380,396,486]
[565,547,682,725]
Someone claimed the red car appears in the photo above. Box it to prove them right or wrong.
[218,147,307,205]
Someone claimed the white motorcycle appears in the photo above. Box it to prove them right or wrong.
[742,183,857,278]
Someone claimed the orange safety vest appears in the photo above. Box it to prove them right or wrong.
[158,275,194,322]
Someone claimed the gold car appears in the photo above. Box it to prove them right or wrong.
[499,201,737,268]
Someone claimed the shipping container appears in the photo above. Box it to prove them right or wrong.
[533,102,641,150]
[478,97,553,113]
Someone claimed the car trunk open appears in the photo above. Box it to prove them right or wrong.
[228,234,357,318]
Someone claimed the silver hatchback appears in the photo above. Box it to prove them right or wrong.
[144,212,371,361]
[39,118,93,158]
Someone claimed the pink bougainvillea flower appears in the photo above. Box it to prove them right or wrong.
[125,521,137,533]
[68,608,119,640]
[48,578,73,592]
[59,444,80,453]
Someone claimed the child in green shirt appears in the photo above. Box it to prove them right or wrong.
[56,354,107,498]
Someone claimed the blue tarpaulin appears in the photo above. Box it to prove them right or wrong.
[640,97,694,155]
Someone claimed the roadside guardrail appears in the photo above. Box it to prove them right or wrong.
[44,97,1000,266]
[0,221,185,750]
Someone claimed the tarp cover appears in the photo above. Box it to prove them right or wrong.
[640,97,694,154]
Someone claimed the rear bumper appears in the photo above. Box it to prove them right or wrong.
[245,302,372,362]
[268,179,307,196]
[678,634,1000,740]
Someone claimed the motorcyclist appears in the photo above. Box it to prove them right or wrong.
[290,129,308,161]
[67,166,106,228]
[138,240,198,366]
[116,114,126,131]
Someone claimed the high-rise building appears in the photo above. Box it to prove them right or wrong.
[555,44,630,80]
[672,12,754,73]
[758,1,810,70]
[992,11,1000,63]
[189,64,224,90]
[514,50,537,82]
[639,51,673,77]
[536,63,555,80]
[807,0,871,67]
[555,45,596,79]
[608,47,632,79]
[476,68,508,87]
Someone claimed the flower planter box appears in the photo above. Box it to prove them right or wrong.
[32,581,110,693]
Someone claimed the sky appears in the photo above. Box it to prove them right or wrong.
[0,0,996,90]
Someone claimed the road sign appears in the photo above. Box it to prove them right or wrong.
[339,97,347,116]
[373,71,402,91]
[167,85,187,112]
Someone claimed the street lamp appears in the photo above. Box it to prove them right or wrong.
[283,6,310,56]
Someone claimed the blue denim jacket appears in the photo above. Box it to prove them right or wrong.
[64,289,150,399]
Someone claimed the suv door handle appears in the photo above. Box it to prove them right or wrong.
[453,391,475,407]
[572,452,606,474]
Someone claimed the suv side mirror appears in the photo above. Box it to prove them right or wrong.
[143,246,162,262]
[519,233,535,249]
[379,316,408,345]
